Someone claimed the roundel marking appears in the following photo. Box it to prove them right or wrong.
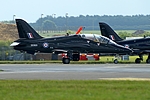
[125,44,129,48]
[43,42,49,48]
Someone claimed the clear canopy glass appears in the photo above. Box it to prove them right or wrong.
[80,34,117,45]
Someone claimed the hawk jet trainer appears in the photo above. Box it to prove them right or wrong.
[10,19,132,64]
[99,22,150,63]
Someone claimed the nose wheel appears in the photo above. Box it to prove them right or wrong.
[114,59,118,64]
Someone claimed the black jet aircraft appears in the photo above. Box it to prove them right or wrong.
[10,19,132,64]
[99,22,150,63]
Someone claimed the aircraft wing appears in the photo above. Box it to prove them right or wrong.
[133,49,150,54]
[52,49,68,54]
[142,50,150,53]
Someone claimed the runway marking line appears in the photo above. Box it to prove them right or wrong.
[99,78,150,81]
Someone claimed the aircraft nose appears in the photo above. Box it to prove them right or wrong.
[113,44,132,54]
[10,42,20,47]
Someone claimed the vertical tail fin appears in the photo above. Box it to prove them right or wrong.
[16,19,42,39]
[99,22,123,42]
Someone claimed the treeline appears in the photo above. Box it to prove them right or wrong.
[31,15,150,31]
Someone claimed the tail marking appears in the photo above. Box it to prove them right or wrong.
[27,33,34,38]
[109,35,115,40]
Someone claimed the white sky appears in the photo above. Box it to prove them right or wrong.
[1,0,150,22]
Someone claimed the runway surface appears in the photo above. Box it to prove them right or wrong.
[0,64,150,80]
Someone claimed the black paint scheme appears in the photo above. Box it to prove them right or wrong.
[10,19,132,64]
[99,22,150,63]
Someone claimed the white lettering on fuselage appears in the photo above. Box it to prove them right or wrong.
[50,47,53,49]
[31,44,38,47]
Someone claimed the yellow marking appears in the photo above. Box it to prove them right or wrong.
[99,78,150,81]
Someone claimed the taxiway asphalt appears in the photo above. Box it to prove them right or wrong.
[0,64,150,80]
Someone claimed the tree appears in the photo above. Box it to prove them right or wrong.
[42,20,57,32]
[31,15,150,30]
[118,32,132,39]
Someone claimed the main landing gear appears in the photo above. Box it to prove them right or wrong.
[135,58,141,63]
[62,51,80,64]
[146,53,150,63]
[135,53,150,64]
[135,54,143,63]
[62,57,70,64]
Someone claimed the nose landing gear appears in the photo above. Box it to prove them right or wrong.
[114,59,118,64]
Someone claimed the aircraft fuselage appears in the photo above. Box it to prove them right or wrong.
[12,35,131,55]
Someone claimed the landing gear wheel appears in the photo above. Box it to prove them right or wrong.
[146,59,150,63]
[62,58,70,64]
[114,59,118,64]
[135,58,141,63]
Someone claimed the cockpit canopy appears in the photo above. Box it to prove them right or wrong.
[80,34,117,45]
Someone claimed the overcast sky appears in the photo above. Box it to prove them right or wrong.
[1,0,150,22]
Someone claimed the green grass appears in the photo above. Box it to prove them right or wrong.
[0,80,150,100]
[100,55,148,63]
[116,30,137,33]
[0,55,148,64]
[0,69,4,71]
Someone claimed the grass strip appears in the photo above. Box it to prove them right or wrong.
[0,69,4,71]
[0,55,148,64]
[0,60,147,64]
[0,80,150,100]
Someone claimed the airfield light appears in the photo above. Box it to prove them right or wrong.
[41,14,44,33]
[65,13,68,32]
[13,15,16,23]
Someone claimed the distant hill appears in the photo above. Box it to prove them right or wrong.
[0,23,18,41]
